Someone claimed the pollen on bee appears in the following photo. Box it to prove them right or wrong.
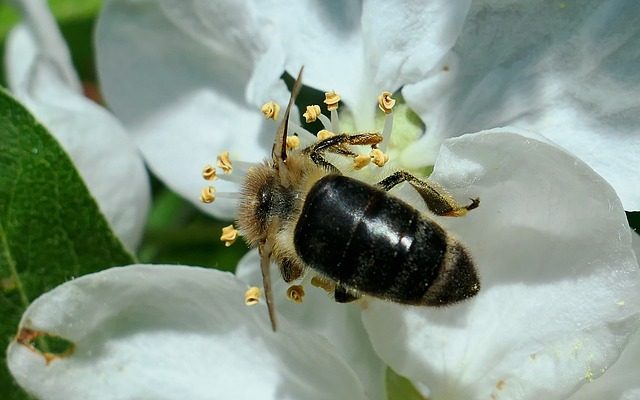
[261,101,280,120]
[201,164,217,181]
[323,91,341,111]
[200,186,216,203]
[310,275,335,293]
[286,135,300,150]
[370,148,390,167]
[317,129,336,141]
[303,105,322,123]
[286,285,305,303]
[377,91,396,114]
[220,224,239,247]
[244,286,261,306]
[217,151,233,174]
[353,154,371,170]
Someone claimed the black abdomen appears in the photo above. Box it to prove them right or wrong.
[294,175,476,305]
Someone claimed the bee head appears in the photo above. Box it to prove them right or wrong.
[237,163,296,247]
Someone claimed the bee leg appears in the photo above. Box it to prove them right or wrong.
[279,257,304,283]
[334,284,361,303]
[303,133,383,173]
[375,171,479,217]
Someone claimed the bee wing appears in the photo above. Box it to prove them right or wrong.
[273,67,304,164]
[259,241,277,331]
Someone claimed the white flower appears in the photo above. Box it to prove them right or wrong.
[5,0,150,249]
[95,0,640,212]
[6,265,370,400]
[89,0,640,397]
[7,129,640,399]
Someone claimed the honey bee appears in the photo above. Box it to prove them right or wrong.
[236,68,480,331]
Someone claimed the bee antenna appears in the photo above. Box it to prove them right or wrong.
[259,240,277,331]
[273,67,304,186]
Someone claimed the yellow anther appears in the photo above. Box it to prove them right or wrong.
[220,224,238,247]
[302,105,322,123]
[317,129,336,141]
[370,148,389,167]
[310,276,335,293]
[261,101,280,120]
[201,164,217,181]
[217,151,233,174]
[200,186,216,203]
[286,135,300,150]
[353,154,371,170]
[286,285,305,303]
[324,91,341,111]
[377,91,396,114]
[244,286,261,306]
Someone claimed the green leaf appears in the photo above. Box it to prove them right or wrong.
[0,88,135,399]
[386,367,427,400]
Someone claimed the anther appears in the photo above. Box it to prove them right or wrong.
[286,135,300,150]
[353,154,371,170]
[220,224,238,247]
[217,151,233,174]
[302,105,322,123]
[377,91,396,114]
[317,129,336,141]
[370,148,389,167]
[286,285,305,303]
[202,165,217,181]
[200,186,216,203]
[310,276,335,293]
[245,286,261,305]
[261,101,280,120]
[324,91,341,111]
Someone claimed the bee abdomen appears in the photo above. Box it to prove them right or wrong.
[294,175,479,306]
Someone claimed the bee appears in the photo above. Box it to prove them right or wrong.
[236,68,480,331]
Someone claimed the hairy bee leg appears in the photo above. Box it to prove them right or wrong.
[375,171,479,217]
[279,257,305,283]
[334,284,361,303]
[303,133,383,172]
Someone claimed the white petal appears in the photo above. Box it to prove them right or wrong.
[5,25,150,250]
[565,232,639,399]
[362,129,640,399]
[406,1,640,209]
[567,327,640,400]
[265,0,470,128]
[236,251,387,400]
[7,265,368,400]
[96,0,288,218]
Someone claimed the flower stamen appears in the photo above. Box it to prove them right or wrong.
[286,285,305,303]
[353,154,371,170]
[244,286,261,305]
[303,105,322,123]
[202,165,217,181]
[317,129,336,141]
[377,91,396,114]
[324,91,341,111]
[286,135,300,150]
[200,186,216,203]
[220,224,239,247]
[370,148,390,167]
[378,91,396,152]
[261,101,280,120]
[324,90,341,133]
[217,151,233,174]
